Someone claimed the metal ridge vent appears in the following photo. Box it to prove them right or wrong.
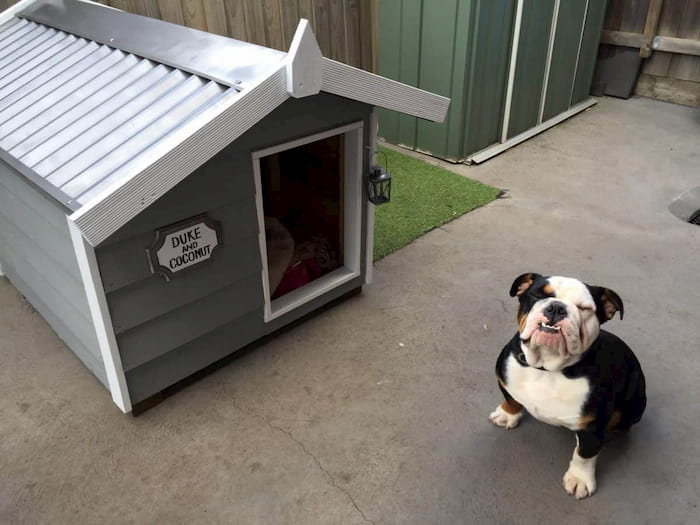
[17,0,287,90]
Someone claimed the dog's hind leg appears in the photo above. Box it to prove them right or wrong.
[489,382,524,429]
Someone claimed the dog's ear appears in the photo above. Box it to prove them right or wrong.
[509,273,542,297]
[588,285,624,322]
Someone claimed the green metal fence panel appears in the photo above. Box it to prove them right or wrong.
[444,1,478,160]
[464,0,516,155]
[377,0,402,145]
[414,0,461,158]
[571,0,608,105]
[378,0,603,162]
[542,1,588,121]
[507,0,555,138]
[397,0,423,148]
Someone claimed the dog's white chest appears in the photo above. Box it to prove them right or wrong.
[504,355,590,430]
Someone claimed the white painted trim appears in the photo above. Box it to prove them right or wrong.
[538,0,561,125]
[252,121,365,322]
[467,98,596,164]
[67,219,131,413]
[501,0,524,143]
[268,268,358,319]
[569,0,590,107]
[0,0,37,24]
[364,109,379,285]
[322,58,450,123]
[285,19,323,98]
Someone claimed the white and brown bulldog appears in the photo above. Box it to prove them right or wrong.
[489,273,646,499]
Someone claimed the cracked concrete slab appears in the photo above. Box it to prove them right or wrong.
[1,96,699,524]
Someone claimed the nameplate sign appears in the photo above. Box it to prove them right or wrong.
[147,215,222,281]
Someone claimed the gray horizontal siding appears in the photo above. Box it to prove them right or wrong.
[0,164,105,383]
[118,276,263,371]
[98,200,259,293]
[98,93,372,404]
[106,235,261,333]
[0,260,108,387]
[0,213,90,321]
[99,152,256,247]
[125,276,363,404]
[125,309,264,403]
[0,170,79,276]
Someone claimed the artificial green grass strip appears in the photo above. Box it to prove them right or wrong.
[373,147,500,261]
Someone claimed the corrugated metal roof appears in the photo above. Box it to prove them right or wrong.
[0,0,449,246]
[0,16,234,209]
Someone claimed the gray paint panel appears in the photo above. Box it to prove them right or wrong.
[125,276,363,404]
[99,158,257,247]
[103,93,371,402]
[125,309,265,403]
[1,261,107,387]
[107,255,261,334]
[98,202,259,293]
[0,163,104,381]
[0,212,90,320]
[118,277,263,371]
[0,174,81,279]
[0,161,75,238]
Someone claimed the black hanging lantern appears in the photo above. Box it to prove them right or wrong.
[367,151,392,205]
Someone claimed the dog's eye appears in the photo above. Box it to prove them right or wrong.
[578,306,593,311]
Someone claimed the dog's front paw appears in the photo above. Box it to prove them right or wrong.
[563,464,596,499]
[488,404,523,429]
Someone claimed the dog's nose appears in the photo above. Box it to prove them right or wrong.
[543,301,568,324]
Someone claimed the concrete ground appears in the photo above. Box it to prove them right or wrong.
[1,96,699,524]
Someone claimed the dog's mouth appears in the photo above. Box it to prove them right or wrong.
[538,322,562,334]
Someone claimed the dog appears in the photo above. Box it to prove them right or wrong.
[489,273,646,499]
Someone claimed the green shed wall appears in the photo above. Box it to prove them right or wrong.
[378,0,608,162]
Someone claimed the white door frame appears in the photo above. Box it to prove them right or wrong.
[252,121,364,322]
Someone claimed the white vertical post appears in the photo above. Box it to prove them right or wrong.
[68,219,131,413]
[538,0,561,125]
[364,109,378,285]
[0,260,5,277]
[501,0,525,143]
[569,0,590,107]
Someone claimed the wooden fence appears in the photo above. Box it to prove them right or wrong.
[0,0,377,71]
[601,0,700,105]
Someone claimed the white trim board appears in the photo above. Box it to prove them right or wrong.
[538,0,561,125]
[68,219,131,413]
[252,121,364,322]
[0,0,37,24]
[364,109,379,285]
[501,0,524,143]
[569,0,590,108]
[467,98,596,165]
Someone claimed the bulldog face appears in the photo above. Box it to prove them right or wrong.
[510,273,623,371]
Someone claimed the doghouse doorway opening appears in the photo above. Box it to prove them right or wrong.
[253,122,363,322]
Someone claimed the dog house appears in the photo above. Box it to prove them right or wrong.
[0,0,448,413]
